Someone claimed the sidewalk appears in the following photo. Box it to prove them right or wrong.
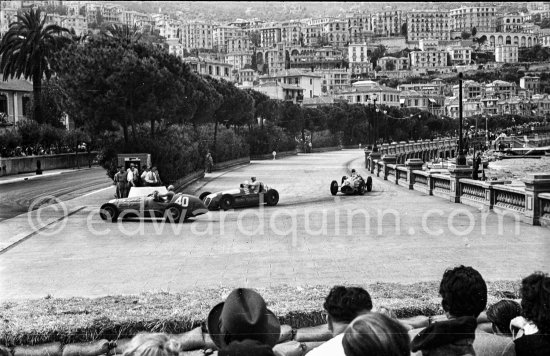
[0,167,96,185]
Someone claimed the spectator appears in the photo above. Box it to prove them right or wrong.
[205,152,214,173]
[123,333,180,356]
[207,288,280,352]
[486,300,522,336]
[306,286,373,356]
[410,265,515,356]
[152,167,162,186]
[127,164,139,190]
[113,166,128,198]
[510,272,550,356]
[141,166,152,186]
[342,313,410,356]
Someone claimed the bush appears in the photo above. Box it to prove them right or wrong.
[311,130,339,148]
[0,129,22,157]
[197,124,250,163]
[248,124,296,155]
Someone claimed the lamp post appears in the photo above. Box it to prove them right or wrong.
[372,94,378,152]
[456,72,466,165]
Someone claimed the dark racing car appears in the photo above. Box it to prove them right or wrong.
[199,181,279,210]
[99,189,207,222]
[330,173,372,196]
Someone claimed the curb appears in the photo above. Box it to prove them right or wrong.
[0,206,86,255]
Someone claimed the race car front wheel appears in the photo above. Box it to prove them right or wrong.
[265,189,279,206]
[100,204,118,222]
[199,191,211,201]
[220,194,235,210]
[165,205,182,222]
[330,180,339,195]
[366,176,373,192]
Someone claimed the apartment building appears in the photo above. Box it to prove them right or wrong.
[452,80,483,98]
[337,80,401,107]
[520,76,540,95]
[227,37,250,53]
[446,46,472,65]
[486,80,517,100]
[181,21,214,50]
[375,11,403,37]
[225,52,253,71]
[260,69,322,99]
[348,43,368,64]
[281,21,303,46]
[496,14,524,33]
[259,25,282,48]
[0,7,19,37]
[407,10,450,41]
[315,68,351,94]
[183,57,233,81]
[495,44,518,63]
[323,20,348,48]
[378,56,409,71]
[450,6,497,33]
[213,25,243,52]
[409,50,448,69]
[302,25,322,46]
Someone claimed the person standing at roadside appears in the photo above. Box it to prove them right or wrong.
[127,163,139,192]
[113,166,127,198]
[152,167,162,186]
[205,152,214,173]
[141,166,151,186]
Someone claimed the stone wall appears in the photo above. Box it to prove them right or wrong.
[0,152,98,177]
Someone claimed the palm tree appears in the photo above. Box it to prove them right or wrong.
[0,8,70,124]
[104,23,142,44]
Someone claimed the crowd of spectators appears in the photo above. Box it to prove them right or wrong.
[119,268,549,356]
[113,163,163,198]
[0,143,89,158]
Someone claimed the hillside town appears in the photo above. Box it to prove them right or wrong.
[2,1,550,127]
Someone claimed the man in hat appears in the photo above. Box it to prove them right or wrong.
[249,176,261,194]
[208,288,280,355]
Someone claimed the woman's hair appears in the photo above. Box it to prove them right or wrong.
[342,313,410,356]
[520,271,550,335]
[486,299,522,335]
[123,333,180,356]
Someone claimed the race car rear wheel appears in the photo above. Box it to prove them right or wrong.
[330,180,339,195]
[99,204,118,222]
[220,194,235,210]
[199,191,211,201]
[366,176,373,192]
[265,189,279,206]
[165,205,182,222]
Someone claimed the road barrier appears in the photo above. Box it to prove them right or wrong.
[0,152,98,177]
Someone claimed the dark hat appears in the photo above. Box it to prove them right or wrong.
[218,339,275,356]
[207,288,281,349]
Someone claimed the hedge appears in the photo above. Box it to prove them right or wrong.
[0,281,520,347]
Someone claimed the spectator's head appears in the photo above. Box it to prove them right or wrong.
[439,265,487,318]
[351,169,356,174]
[207,288,280,349]
[486,300,522,336]
[323,286,373,334]
[342,313,410,356]
[123,333,180,356]
[520,271,550,334]
[118,166,123,172]
[130,163,135,168]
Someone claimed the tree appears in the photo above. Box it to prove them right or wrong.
[385,61,396,71]
[248,30,261,48]
[401,23,407,37]
[0,8,71,124]
[461,31,471,40]
[471,27,477,37]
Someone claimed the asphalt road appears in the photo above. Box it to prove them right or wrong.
[0,150,548,300]
[0,167,111,222]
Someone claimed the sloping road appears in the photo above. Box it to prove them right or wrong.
[0,167,111,222]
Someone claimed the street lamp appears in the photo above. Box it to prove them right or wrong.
[372,94,378,152]
[456,72,467,166]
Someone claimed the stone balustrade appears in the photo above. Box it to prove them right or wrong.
[365,138,457,169]
[366,156,550,228]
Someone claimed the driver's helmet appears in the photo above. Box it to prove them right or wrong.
[251,176,257,182]
[351,169,356,174]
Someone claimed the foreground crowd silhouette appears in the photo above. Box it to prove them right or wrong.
[115,267,549,356]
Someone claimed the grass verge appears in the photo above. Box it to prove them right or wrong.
[0,281,520,347]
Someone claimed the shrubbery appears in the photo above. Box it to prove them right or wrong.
[311,130,340,148]
[247,124,296,156]
[197,124,249,163]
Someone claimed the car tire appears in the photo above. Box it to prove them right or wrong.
[330,180,339,195]
[100,204,118,222]
[265,189,279,206]
[165,204,183,222]
[358,181,366,195]
[199,191,211,201]
[366,176,373,192]
[219,194,235,210]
